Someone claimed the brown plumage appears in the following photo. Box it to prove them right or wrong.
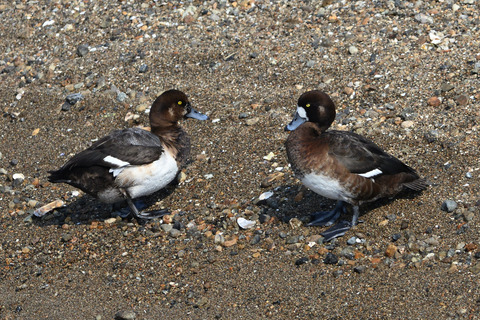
[285,90,426,241]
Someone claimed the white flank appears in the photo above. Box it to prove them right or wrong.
[358,168,382,178]
[301,173,352,202]
[115,151,178,199]
[104,155,130,167]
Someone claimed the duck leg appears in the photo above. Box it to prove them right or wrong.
[320,205,360,242]
[120,189,169,220]
[307,201,346,226]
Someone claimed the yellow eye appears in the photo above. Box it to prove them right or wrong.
[178,101,183,105]
[305,103,311,108]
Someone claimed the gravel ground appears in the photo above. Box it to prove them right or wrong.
[1,0,480,319]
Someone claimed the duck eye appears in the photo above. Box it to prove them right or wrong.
[305,103,311,108]
[178,101,183,105]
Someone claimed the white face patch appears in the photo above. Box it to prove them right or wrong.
[296,106,308,120]
[358,168,383,178]
[301,173,352,202]
[103,155,130,168]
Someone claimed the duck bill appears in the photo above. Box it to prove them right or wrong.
[185,105,209,121]
[285,111,307,131]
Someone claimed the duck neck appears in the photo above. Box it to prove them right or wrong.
[151,124,190,167]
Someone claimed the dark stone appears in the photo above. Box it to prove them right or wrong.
[76,44,89,57]
[65,93,84,105]
[391,233,401,242]
[138,64,148,73]
[295,257,309,266]
[354,265,366,273]
[323,252,338,265]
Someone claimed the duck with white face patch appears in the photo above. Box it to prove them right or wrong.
[48,89,208,220]
[285,90,427,241]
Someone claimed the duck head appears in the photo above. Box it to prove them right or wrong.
[285,90,336,132]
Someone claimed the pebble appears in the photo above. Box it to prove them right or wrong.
[441,200,458,213]
[117,92,127,102]
[353,266,366,274]
[401,120,414,129]
[169,228,182,238]
[245,117,259,126]
[61,233,72,242]
[324,252,338,265]
[214,234,225,245]
[114,310,136,320]
[440,83,454,92]
[427,96,441,107]
[250,234,261,245]
[385,244,397,258]
[76,44,89,57]
[66,93,84,105]
[295,257,309,266]
[138,64,148,73]
[161,224,173,233]
[348,46,358,55]
[346,237,357,245]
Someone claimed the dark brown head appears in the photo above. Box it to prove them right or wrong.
[285,90,336,132]
[149,89,208,130]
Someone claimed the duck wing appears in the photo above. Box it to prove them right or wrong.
[325,130,418,178]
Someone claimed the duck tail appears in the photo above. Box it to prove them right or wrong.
[403,178,428,192]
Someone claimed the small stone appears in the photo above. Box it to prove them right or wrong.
[305,60,316,68]
[343,87,354,95]
[136,104,149,113]
[456,242,466,250]
[441,200,458,213]
[161,224,173,233]
[465,172,473,179]
[455,94,468,106]
[138,64,148,73]
[238,112,248,119]
[289,218,302,229]
[214,234,225,244]
[295,257,309,266]
[104,217,117,224]
[61,233,72,242]
[76,44,89,57]
[250,234,261,245]
[169,228,182,238]
[354,266,366,273]
[324,252,338,265]
[391,233,401,242]
[346,237,357,245]
[245,117,259,126]
[348,46,358,55]
[424,130,440,143]
[117,92,127,102]
[66,93,84,105]
[285,236,299,244]
[114,310,136,320]
[440,83,454,92]
[427,97,441,107]
[401,120,414,129]
[385,244,397,257]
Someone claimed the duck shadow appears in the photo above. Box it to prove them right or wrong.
[33,182,179,227]
[268,185,425,224]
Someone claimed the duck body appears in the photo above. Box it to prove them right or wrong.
[285,90,426,240]
[48,89,208,219]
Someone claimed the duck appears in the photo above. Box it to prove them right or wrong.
[285,90,426,241]
[48,89,208,220]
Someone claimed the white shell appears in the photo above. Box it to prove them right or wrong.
[237,217,256,229]
[258,191,273,201]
